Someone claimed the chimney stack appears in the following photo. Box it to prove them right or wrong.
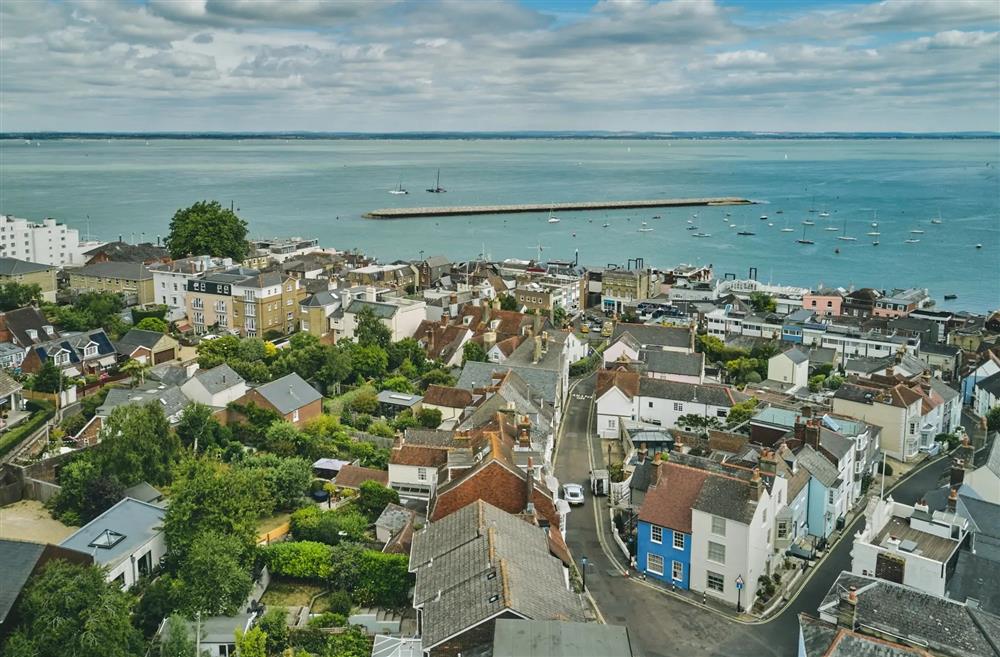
[804,418,821,450]
[524,456,535,514]
[759,449,777,477]
[950,459,965,489]
[638,442,648,464]
[836,587,858,630]
[750,468,763,501]
[947,488,959,514]
[532,335,542,364]
[517,416,531,448]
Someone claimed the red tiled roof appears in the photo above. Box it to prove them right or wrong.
[422,385,474,409]
[390,444,449,468]
[637,462,709,533]
[596,369,641,400]
[333,464,388,489]
[493,335,524,357]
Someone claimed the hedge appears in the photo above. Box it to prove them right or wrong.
[260,540,334,580]
[0,400,55,458]
[569,343,607,377]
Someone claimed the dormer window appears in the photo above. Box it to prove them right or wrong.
[84,343,99,358]
[26,328,38,341]
[43,325,55,336]
[53,350,69,366]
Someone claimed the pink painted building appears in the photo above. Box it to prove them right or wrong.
[803,288,843,318]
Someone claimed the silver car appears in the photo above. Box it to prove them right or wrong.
[563,483,585,506]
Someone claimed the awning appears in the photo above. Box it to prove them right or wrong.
[64,366,82,377]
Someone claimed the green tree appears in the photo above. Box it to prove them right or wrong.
[352,345,388,381]
[98,402,180,486]
[499,295,518,311]
[725,397,759,428]
[174,530,253,617]
[135,316,169,333]
[676,414,723,434]
[134,576,178,637]
[355,305,391,349]
[49,456,123,524]
[160,614,197,657]
[552,305,567,326]
[163,458,272,566]
[462,340,487,364]
[258,608,290,656]
[261,541,334,580]
[349,388,379,414]
[0,282,42,311]
[32,359,64,393]
[240,453,311,511]
[176,403,232,454]
[235,625,267,657]
[808,374,827,392]
[748,291,777,314]
[356,480,400,521]
[120,357,152,386]
[420,368,455,388]
[2,560,143,657]
[824,374,844,390]
[416,407,443,428]
[166,201,249,261]
[354,551,412,608]
[379,375,414,394]
[986,406,1000,431]
[387,337,426,371]
[327,543,366,591]
[326,626,372,657]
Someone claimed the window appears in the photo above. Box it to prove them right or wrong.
[707,541,726,564]
[777,520,789,540]
[192,297,204,310]
[828,489,835,504]
[83,344,98,358]
[717,409,727,418]
[217,314,228,327]
[292,409,300,422]
[672,532,685,550]
[418,467,427,481]
[286,312,293,321]
[646,553,664,576]
[707,571,725,593]
[711,516,726,536]
[648,401,653,408]
[651,525,662,544]
[672,560,683,581]
[777,490,782,505]
[215,301,226,313]
[245,317,256,331]
[194,312,205,325]
[301,320,310,332]
[245,303,257,317]
[673,402,683,412]
[762,508,767,524]
[54,351,69,366]
[286,298,293,306]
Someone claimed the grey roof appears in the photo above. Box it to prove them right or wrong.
[0,540,45,624]
[819,572,1000,657]
[372,636,422,657]
[69,261,152,280]
[122,481,163,504]
[377,390,422,407]
[116,328,169,353]
[799,613,926,657]
[845,356,893,374]
[0,257,53,276]
[492,620,634,657]
[808,347,837,365]
[0,306,58,347]
[629,459,658,493]
[638,378,746,407]
[0,368,23,398]
[946,550,1000,614]
[612,323,691,349]
[424,255,450,268]
[781,347,810,365]
[403,428,465,448]
[148,363,190,386]
[796,444,840,488]
[457,361,559,406]
[692,474,756,525]
[300,290,340,308]
[457,370,552,433]
[976,370,1000,398]
[99,384,189,420]
[929,377,959,402]
[819,428,852,462]
[639,349,703,376]
[346,299,398,318]
[192,363,244,394]
[168,613,253,644]
[253,372,321,414]
[83,241,167,263]
[59,498,165,569]
[375,503,413,535]
[921,342,962,356]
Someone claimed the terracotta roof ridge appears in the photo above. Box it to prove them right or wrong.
[662,459,748,485]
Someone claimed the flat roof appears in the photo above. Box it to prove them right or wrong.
[873,517,960,563]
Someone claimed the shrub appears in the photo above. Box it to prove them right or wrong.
[326,589,353,616]
[353,551,411,608]
[0,400,55,458]
[308,612,347,628]
[878,461,894,476]
[261,541,334,580]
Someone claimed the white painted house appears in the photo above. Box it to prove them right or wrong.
[767,347,810,391]
[59,497,166,589]
[180,363,248,408]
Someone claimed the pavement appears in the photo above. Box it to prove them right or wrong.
[553,373,961,657]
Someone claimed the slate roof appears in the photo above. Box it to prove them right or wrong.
[639,379,746,407]
[117,328,169,353]
[929,378,959,402]
[808,347,837,365]
[252,373,321,414]
[797,614,925,657]
[639,349,704,376]
[946,550,1000,614]
[0,540,44,624]
[69,261,153,280]
[0,306,57,347]
[637,462,709,533]
[59,498,165,569]
[375,503,414,537]
[976,370,1000,398]
[780,347,810,365]
[300,289,340,308]
[492,619,634,657]
[922,342,962,356]
[0,368,23,399]
[122,481,163,504]
[796,444,841,487]
[32,329,116,365]
[423,384,474,409]
[83,241,167,263]
[148,363,190,386]
[402,427,466,448]
[845,357,894,375]
[411,499,544,568]
[191,363,244,394]
[693,473,757,525]
[457,361,559,406]
[333,464,388,489]
[629,459,658,494]
[346,299,398,319]
[0,257,53,276]
[98,384,189,419]
[612,323,691,349]
[819,572,1000,657]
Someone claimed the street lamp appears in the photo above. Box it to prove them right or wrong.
[580,556,589,591]
[735,574,745,613]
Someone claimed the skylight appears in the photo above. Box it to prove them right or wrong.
[88,529,126,549]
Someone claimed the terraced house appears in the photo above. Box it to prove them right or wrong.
[185,267,304,337]
[0,257,58,303]
[67,261,155,305]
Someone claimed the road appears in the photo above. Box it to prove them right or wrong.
[554,373,958,657]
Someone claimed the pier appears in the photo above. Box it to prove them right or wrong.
[364,197,753,219]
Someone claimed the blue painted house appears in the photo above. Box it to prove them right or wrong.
[635,461,707,588]
[797,444,841,540]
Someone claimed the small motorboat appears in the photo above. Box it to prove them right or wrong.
[759,215,768,220]
[602,223,610,228]
[802,220,815,226]
[976,243,983,249]
[780,227,795,233]
[737,231,755,236]
[910,229,925,234]
[639,222,654,233]
[943,294,958,300]
[905,238,920,244]
[776,210,783,214]
[819,211,831,217]
[796,238,815,245]
[686,225,698,231]
[834,248,840,254]
[872,240,879,246]
[691,232,711,238]
[652,215,661,219]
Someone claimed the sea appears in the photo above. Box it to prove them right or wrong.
[1,137,998,311]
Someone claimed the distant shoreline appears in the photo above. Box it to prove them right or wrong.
[2,131,998,141]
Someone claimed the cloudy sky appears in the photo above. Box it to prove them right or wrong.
[1,0,998,132]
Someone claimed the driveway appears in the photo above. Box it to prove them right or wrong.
[554,373,956,657]
[0,500,77,544]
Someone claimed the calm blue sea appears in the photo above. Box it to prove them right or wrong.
[1,138,997,310]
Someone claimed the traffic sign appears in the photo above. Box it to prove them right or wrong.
[735,575,744,590]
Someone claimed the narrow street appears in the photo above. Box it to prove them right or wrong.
[554,373,957,657]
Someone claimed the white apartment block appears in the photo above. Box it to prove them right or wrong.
[0,214,96,267]
[150,256,234,312]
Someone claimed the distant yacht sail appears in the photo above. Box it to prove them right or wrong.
[796,224,815,244]
[388,178,408,195]
[426,169,446,193]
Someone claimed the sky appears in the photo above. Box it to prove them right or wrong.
[1,0,998,133]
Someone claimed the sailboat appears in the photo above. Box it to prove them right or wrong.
[836,216,857,241]
[905,237,921,244]
[638,222,654,233]
[426,169,446,193]
[802,218,815,226]
[931,209,943,225]
[780,216,794,233]
[547,209,560,224]
[796,224,815,245]
[910,228,925,235]
[388,178,408,195]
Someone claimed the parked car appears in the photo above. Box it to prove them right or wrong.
[563,483,585,506]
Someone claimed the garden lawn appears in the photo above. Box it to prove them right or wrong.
[260,578,326,608]
[323,384,377,416]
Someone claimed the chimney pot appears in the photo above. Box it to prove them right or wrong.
[947,487,959,513]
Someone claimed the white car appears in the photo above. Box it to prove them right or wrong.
[563,483,585,506]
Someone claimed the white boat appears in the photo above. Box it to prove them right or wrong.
[692,232,711,238]
[866,231,881,236]
[931,210,943,225]
[686,225,698,231]
[602,223,610,228]
[547,209,560,224]
[825,226,839,231]
[781,227,795,232]
[837,217,857,241]
[388,178,408,195]
[910,229,925,234]
[687,219,695,224]
[802,220,815,226]
[872,240,880,246]
[905,238,920,244]
[819,211,830,218]
[759,215,768,221]
[768,223,774,227]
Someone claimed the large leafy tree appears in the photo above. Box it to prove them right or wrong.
[356,480,400,521]
[32,359,64,393]
[355,305,391,349]
[748,291,777,314]
[2,560,143,657]
[160,615,197,657]
[0,282,42,311]
[175,402,233,454]
[52,291,125,333]
[462,340,487,364]
[98,403,181,486]
[174,530,254,617]
[135,316,168,333]
[166,200,249,260]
